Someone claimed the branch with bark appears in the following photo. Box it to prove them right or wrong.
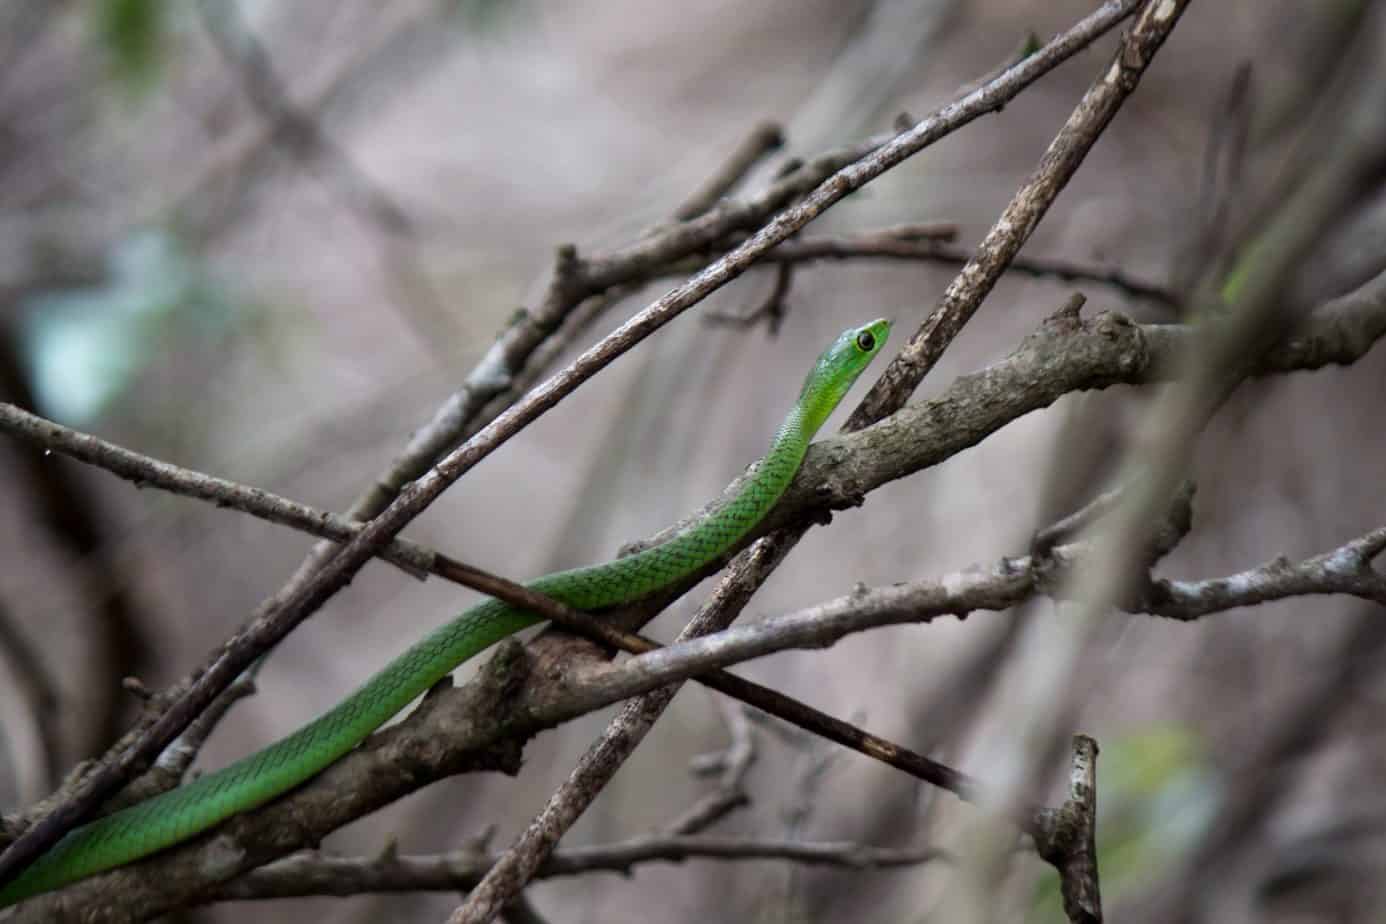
[206,835,949,903]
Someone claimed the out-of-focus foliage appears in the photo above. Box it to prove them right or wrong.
[22,231,239,423]
[453,0,522,30]
[90,0,168,90]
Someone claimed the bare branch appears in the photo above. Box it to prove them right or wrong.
[0,403,435,577]
[1033,736,1103,924]
[847,0,1192,429]
[208,835,948,902]
[1142,526,1386,617]
[661,700,756,836]
[568,523,1386,712]
[673,122,786,220]
[745,233,1177,307]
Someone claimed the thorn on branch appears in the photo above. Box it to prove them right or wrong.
[1049,292,1087,325]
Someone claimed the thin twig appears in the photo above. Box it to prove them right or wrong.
[105,674,260,813]
[0,404,435,577]
[661,700,756,836]
[764,234,1179,307]
[673,122,786,221]
[704,261,794,331]
[564,523,1386,723]
[846,0,1191,430]
[208,835,949,901]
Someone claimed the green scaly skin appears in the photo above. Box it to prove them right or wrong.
[0,318,890,908]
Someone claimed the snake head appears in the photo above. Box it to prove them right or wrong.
[797,317,891,437]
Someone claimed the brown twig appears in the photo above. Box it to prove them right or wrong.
[704,261,794,332]
[673,122,786,221]
[764,234,1179,307]
[206,835,949,902]
[846,0,1192,431]
[537,521,1386,728]
[1034,736,1103,924]
[103,674,260,813]
[0,403,435,577]
[661,699,756,836]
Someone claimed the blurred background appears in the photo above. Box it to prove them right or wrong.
[2,1,1384,921]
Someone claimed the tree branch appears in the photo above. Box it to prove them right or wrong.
[726,232,1179,307]
[846,0,1192,429]
[1033,736,1103,924]
[206,835,949,902]
[0,403,436,576]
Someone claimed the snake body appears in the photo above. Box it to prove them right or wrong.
[0,318,890,907]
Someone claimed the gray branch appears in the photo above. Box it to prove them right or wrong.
[0,404,436,577]
[207,835,949,902]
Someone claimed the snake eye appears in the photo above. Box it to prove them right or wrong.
[855,330,876,352]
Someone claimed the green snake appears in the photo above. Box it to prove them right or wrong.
[0,318,890,907]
